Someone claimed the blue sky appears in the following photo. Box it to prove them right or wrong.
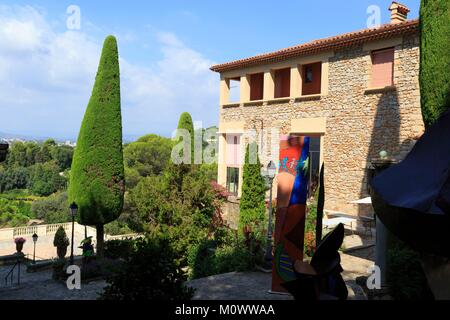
[0,0,420,140]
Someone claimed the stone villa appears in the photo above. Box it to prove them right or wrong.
[211,2,424,216]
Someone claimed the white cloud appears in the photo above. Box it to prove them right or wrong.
[0,5,219,139]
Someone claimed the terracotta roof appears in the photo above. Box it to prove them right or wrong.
[210,19,419,73]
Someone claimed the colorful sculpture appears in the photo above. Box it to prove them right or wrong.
[272,135,310,293]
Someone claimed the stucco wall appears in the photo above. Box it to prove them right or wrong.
[218,34,424,216]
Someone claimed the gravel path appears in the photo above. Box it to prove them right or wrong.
[187,252,372,300]
[0,264,106,300]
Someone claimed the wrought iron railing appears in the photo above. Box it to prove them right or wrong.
[4,259,21,286]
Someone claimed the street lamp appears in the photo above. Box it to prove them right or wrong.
[69,202,78,265]
[263,161,277,271]
[32,233,38,264]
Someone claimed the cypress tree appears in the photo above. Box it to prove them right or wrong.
[419,0,450,127]
[177,112,195,163]
[69,35,124,257]
[239,142,266,231]
[168,112,195,193]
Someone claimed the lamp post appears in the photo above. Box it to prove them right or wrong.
[32,233,38,264]
[69,202,78,265]
[263,161,277,271]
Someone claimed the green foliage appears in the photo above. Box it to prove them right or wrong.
[3,140,73,170]
[198,163,218,183]
[53,226,69,247]
[128,166,216,264]
[69,35,125,228]
[31,192,69,224]
[239,143,266,231]
[0,198,31,227]
[104,239,135,260]
[123,134,172,189]
[27,161,66,196]
[387,239,433,300]
[0,141,73,196]
[0,166,28,192]
[304,203,317,257]
[316,163,325,244]
[187,234,258,280]
[176,112,195,162]
[101,236,194,300]
[419,0,450,126]
[104,219,133,236]
[51,145,73,171]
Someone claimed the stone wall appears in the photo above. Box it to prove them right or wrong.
[219,34,424,216]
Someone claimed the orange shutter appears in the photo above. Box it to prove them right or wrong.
[371,48,394,87]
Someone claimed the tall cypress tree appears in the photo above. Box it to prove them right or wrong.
[177,112,195,163]
[419,0,450,127]
[239,142,266,231]
[168,112,195,193]
[69,35,124,257]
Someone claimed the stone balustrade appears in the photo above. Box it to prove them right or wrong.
[0,223,97,241]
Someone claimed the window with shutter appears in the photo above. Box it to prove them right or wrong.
[370,48,394,88]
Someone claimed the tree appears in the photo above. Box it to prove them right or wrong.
[123,134,172,188]
[27,161,66,196]
[239,142,266,231]
[0,166,28,192]
[419,0,450,127]
[51,145,74,171]
[69,35,125,257]
[31,192,69,224]
[176,112,195,163]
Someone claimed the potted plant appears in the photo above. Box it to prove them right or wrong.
[14,237,26,253]
[53,226,70,259]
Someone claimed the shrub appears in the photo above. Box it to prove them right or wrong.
[53,226,69,247]
[101,236,194,300]
[187,239,216,279]
[387,239,433,300]
[69,35,125,257]
[304,203,317,257]
[31,192,69,224]
[104,239,135,260]
[187,233,260,280]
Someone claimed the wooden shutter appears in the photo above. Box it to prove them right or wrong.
[371,48,394,87]
[274,68,291,98]
[250,73,264,101]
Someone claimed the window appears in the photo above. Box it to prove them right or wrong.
[370,48,394,88]
[249,73,264,101]
[226,167,239,195]
[229,77,241,103]
[302,62,322,95]
[274,68,291,98]
[226,134,240,167]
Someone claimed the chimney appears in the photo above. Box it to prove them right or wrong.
[389,2,410,24]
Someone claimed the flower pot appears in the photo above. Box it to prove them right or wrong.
[16,242,24,253]
[57,246,68,259]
